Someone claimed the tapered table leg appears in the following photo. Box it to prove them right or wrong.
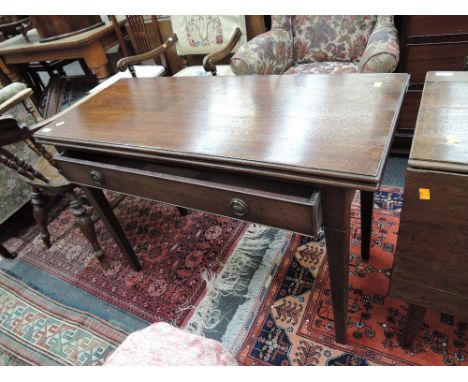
[401,303,427,348]
[360,191,374,262]
[80,186,141,272]
[0,243,16,259]
[321,187,354,344]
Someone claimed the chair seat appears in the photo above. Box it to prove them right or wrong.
[284,61,359,75]
[89,65,166,94]
[173,65,234,77]
[104,322,237,366]
[0,82,28,104]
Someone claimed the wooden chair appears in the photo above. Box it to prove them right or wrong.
[0,85,141,270]
[116,15,247,77]
[89,15,170,93]
[0,115,105,258]
[0,82,42,121]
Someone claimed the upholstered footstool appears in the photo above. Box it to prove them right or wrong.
[104,322,237,366]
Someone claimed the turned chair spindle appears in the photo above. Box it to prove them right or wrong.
[0,112,141,270]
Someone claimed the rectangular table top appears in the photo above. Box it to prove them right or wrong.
[410,71,468,172]
[35,73,409,187]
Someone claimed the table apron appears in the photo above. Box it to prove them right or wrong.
[56,155,323,237]
[0,35,119,65]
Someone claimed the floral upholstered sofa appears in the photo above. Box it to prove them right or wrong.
[230,16,399,75]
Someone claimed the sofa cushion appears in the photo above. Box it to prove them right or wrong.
[293,16,377,64]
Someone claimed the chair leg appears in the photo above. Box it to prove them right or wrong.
[31,187,51,249]
[177,207,189,216]
[22,97,43,122]
[65,189,104,260]
[0,243,17,259]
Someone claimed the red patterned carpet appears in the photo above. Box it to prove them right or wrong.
[11,195,246,325]
[3,186,467,366]
[236,187,468,366]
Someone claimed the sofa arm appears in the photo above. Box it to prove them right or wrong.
[358,16,400,73]
[230,29,293,75]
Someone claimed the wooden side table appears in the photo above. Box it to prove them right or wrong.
[389,71,468,347]
[393,16,468,154]
[35,74,409,344]
[0,17,125,84]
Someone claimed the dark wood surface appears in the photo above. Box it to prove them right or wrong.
[410,71,468,169]
[400,304,427,348]
[405,15,468,37]
[35,74,408,344]
[394,15,468,154]
[0,16,125,83]
[391,169,468,306]
[36,74,409,189]
[360,191,374,261]
[406,43,468,84]
[29,16,104,42]
[389,71,468,347]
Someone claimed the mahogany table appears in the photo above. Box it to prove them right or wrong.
[0,17,124,83]
[34,74,409,344]
[389,71,468,347]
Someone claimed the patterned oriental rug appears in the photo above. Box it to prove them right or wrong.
[4,195,247,326]
[2,186,467,366]
[0,270,126,366]
[231,187,468,366]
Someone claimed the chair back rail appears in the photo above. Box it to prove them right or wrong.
[0,116,55,181]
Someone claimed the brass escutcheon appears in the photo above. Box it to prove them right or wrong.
[90,170,104,185]
[230,198,249,217]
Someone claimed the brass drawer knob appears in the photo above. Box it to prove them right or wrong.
[90,170,104,186]
[230,198,249,217]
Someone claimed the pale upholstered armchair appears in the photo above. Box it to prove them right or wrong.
[230,16,399,75]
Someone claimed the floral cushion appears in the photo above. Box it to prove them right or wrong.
[285,61,359,75]
[231,15,398,75]
[104,322,237,366]
[292,16,377,64]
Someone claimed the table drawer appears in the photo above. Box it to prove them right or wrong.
[406,42,468,83]
[56,152,322,237]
